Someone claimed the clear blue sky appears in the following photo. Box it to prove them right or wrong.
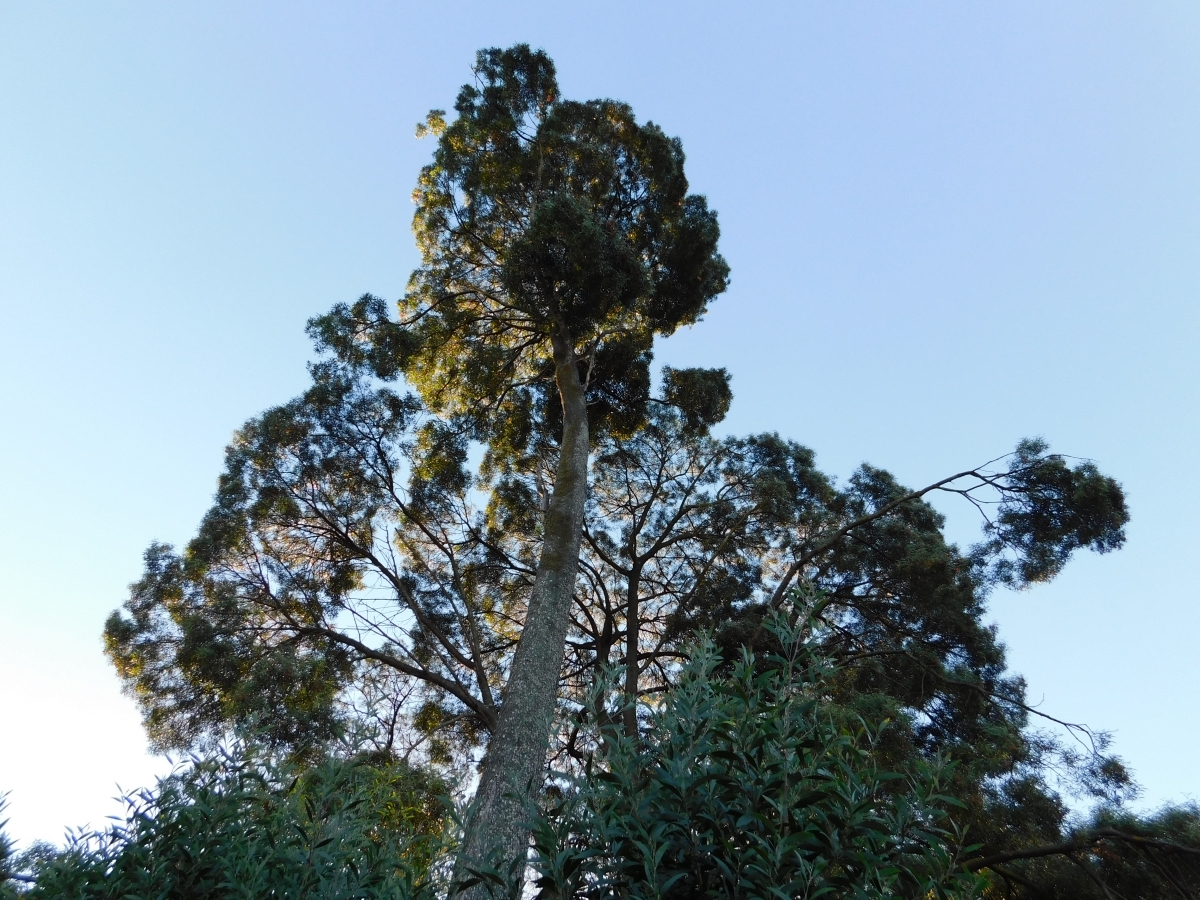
[2,1,1197,847]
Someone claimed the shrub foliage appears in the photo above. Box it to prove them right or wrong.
[521,614,985,899]
[6,749,447,900]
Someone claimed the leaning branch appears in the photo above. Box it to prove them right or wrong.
[294,624,499,732]
[964,827,1200,873]
[768,468,993,609]
[769,457,1014,608]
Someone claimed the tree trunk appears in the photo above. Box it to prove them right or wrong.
[622,562,642,739]
[454,325,590,897]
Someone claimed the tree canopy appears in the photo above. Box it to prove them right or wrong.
[92,43,1200,900]
[310,44,728,466]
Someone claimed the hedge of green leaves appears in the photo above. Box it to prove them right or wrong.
[524,617,982,899]
[4,750,447,900]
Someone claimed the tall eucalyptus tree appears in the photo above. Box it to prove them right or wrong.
[385,46,729,885]
[114,44,729,887]
[104,44,1137,895]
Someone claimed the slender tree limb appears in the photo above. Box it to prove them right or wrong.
[294,624,499,732]
[964,827,1200,873]
[769,465,1001,609]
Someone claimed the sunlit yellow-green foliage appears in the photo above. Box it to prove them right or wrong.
[315,45,728,477]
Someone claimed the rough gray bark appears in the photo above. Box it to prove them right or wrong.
[454,324,590,897]
[622,562,642,739]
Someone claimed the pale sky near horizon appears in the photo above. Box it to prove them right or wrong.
[2,1,1198,848]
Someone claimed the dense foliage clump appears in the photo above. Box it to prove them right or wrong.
[2,749,448,900]
[523,611,982,900]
